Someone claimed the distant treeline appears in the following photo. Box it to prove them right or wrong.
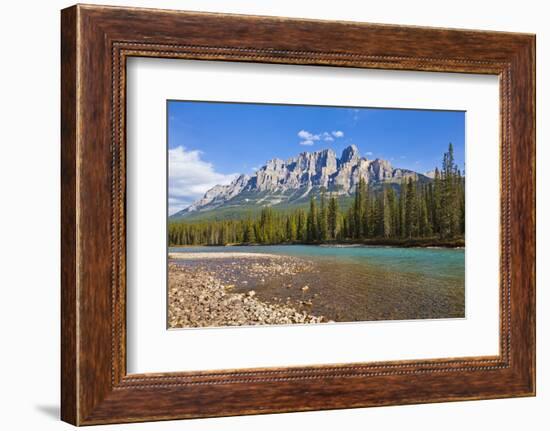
[169,144,465,246]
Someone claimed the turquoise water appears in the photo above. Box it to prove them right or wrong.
[170,245,464,280]
[169,245,465,321]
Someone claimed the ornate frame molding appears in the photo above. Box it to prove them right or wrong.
[61,5,535,425]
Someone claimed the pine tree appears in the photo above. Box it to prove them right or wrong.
[433,167,442,237]
[342,213,349,240]
[352,178,366,238]
[362,182,370,237]
[440,143,461,239]
[243,218,255,243]
[346,206,354,239]
[285,216,293,242]
[458,169,466,235]
[404,177,418,238]
[387,187,399,237]
[373,192,383,237]
[297,209,307,242]
[318,189,328,241]
[419,186,431,237]
[307,196,318,242]
[382,187,392,238]
[259,207,276,243]
[328,194,339,240]
[399,179,407,237]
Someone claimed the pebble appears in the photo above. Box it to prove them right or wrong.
[167,262,324,328]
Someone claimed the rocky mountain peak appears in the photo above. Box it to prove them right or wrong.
[425,170,436,179]
[172,145,430,218]
[340,144,360,164]
[265,158,285,170]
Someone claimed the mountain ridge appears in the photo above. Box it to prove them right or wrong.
[171,145,430,220]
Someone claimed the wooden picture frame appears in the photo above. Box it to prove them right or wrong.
[61,4,535,425]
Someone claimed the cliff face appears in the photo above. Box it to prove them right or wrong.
[172,145,427,218]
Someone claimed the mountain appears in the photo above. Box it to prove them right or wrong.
[425,170,437,179]
[171,145,430,220]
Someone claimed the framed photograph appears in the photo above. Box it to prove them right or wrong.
[166,101,467,329]
[61,4,535,425]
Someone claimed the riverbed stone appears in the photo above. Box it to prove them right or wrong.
[167,261,324,328]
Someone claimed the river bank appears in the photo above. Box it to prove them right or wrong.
[168,256,326,328]
[170,237,465,249]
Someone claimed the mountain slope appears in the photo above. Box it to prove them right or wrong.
[171,145,430,221]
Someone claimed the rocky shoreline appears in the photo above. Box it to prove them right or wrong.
[168,256,325,328]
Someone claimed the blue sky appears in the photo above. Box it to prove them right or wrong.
[168,100,465,215]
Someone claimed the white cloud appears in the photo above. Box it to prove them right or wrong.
[298,130,321,146]
[297,130,318,141]
[168,146,238,215]
[349,109,360,122]
[365,151,373,156]
[321,132,333,142]
[168,198,191,216]
[298,129,344,146]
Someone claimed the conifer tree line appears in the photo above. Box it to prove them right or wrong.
[169,144,465,246]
